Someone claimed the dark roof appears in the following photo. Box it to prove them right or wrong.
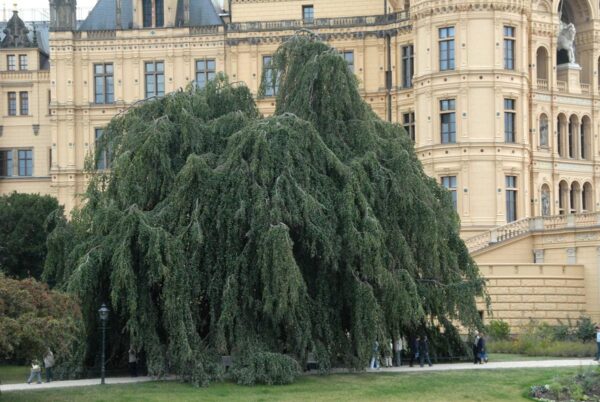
[79,0,222,31]
[0,20,50,55]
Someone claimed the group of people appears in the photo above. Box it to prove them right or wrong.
[369,335,433,369]
[27,348,54,384]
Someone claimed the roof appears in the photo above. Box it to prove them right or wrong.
[0,20,50,55]
[78,0,222,31]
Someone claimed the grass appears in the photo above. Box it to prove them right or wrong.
[0,365,30,385]
[487,353,570,362]
[0,367,582,402]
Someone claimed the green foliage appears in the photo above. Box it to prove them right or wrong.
[574,316,596,343]
[0,273,85,377]
[44,36,485,385]
[229,352,301,385]
[486,320,511,341]
[0,192,62,279]
[531,366,600,401]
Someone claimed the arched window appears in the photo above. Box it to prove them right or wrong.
[559,180,569,214]
[539,114,549,147]
[582,182,593,212]
[541,184,551,216]
[568,115,579,159]
[536,47,549,88]
[570,181,581,213]
[581,116,591,160]
[557,114,568,157]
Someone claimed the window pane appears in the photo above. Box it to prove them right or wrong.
[196,60,206,72]
[207,60,216,71]
[145,62,155,73]
[156,62,164,72]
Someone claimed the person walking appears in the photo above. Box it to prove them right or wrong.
[128,347,138,377]
[473,332,481,364]
[369,340,380,369]
[409,336,420,367]
[595,326,600,362]
[476,332,487,364]
[26,360,42,384]
[419,335,432,367]
[43,348,55,382]
[393,337,403,367]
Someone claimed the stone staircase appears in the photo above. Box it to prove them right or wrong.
[464,212,600,254]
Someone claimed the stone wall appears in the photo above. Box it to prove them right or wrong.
[478,264,587,332]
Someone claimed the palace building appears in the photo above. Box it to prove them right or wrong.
[1,0,599,328]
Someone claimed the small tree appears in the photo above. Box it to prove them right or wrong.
[0,273,84,375]
[0,192,62,280]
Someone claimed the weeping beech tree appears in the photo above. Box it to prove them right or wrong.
[44,34,486,385]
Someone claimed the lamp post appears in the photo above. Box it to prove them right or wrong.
[98,303,110,385]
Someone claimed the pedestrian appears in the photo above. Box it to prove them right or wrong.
[595,326,600,362]
[473,332,481,364]
[419,335,432,367]
[369,340,380,369]
[383,340,393,367]
[393,337,403,367]
[476,331,487,364]
[128,347,138,377]
[409,336,420,367]
[43,348,55,382]
[26,360,42,384]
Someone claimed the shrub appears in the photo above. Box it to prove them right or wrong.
[574,316,596,343]
[229,352,301,386]
[487,339,596,358]
[530,367,600,401]
[485,320,510,341]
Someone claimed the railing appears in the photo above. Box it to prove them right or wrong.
[464,211,600,253]
[190,25,222,35]
[227,11,409,32]
[581,83,591,94]
[84,30,116,39]
[536,78,548,90]
[0,71,33,80]
[556,80,567,92]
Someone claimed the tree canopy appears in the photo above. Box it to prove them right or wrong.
[44,35,486,385]
[0,192,61,279]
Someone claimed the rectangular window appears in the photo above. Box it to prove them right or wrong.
[263,56,279,97]
[403,112,416,142]
[18,55,27,70]
[94,63,114,104]
[19,55,27,70]
[8,92,17,116]
[142,0,152,27]
[18,149,33,177]
[155,0,164,27]
[504,98,516,143]
[145,61,165,98]
[19,92,28,115]
[95,128,109,170]
[439,27,455,71]
[7,55,15,71]
[440,99,456,144]
[303,5,314,23]
[343,51,354,73]
[402,45,414,88]
[441,176,457,210]
[503,26,515,70]
[506,175,517,222]
[0,150,13,177]
[195,59,216,89]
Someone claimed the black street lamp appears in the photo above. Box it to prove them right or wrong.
[98,303,110,385]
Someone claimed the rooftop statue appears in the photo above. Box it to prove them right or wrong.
[557,21,576,65]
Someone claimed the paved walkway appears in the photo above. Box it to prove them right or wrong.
[1,359,597,393]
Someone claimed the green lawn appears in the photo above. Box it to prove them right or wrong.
[0,365,29,385]
[1,367,581,402]
[487,353,569,362]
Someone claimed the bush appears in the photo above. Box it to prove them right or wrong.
[488,339,596,358]
[485,320,510,341]
[0,274,85,377]
[229,352,301,386]
[574,316,596,343]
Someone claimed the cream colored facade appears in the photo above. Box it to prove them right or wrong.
[1,0,600,326]
[0,12,52,197]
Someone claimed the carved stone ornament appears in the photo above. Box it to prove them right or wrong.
[557,21,576,64]
[1,11,33,49]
